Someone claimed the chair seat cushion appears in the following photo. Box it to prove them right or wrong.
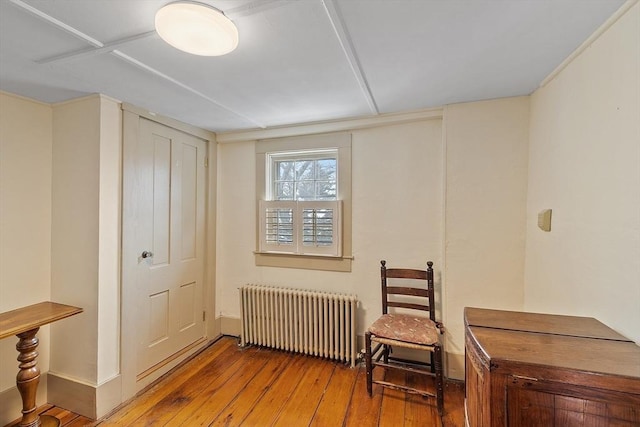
[368,313,439,345]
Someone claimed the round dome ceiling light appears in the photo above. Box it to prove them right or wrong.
[155,1,238,56]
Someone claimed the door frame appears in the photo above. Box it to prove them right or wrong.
[120,103,218,401]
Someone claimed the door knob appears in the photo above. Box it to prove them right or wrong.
[141,251,153,259]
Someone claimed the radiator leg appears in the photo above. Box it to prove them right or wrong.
[365,331,373,397]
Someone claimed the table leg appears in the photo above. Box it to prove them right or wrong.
[15,327,60,427]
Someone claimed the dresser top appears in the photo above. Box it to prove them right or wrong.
[468,325,640,381]
[464,307,631,342]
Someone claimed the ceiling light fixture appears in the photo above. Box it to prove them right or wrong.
[155,1,238,56]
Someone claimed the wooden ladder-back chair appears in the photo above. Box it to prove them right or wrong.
[365,260,445,417]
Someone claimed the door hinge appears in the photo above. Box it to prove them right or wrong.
[204,156,209,168]
[203,311,206,321]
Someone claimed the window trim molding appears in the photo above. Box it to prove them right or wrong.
[255,132,352,272]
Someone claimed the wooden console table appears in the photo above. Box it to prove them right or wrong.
[0,302,83,427]
[464,307,640,426]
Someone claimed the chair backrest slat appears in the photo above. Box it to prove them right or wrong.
[380,260,436,321]
[385,269,427,280]
[387,301,430,311]
[387,286,429,297]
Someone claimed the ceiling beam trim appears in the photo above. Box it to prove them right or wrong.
[36,31,158,65]
[30,0,289,67]
[322,0,379,115]
[226,0,290,19]
[9,0,265,129]
[9,0,103,47]
[112,51,266,128]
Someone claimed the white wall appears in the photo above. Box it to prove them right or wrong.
[443,97,530,376]
[49,95,122,417]
[0,92,53,424]
[51,96,102,383]
[525,2,640,343]
[96,97,122,386]
[217,105,532,380]
[217,119,444,337]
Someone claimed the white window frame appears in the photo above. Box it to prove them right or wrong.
[255,132,352,272]
[266,149,338,202]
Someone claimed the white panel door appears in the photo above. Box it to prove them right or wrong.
[136,118,206,375]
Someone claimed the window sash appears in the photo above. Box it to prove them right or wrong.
[267,150,338,202]
[259,200,342,257]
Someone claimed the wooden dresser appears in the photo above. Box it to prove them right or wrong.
[464,307,640,427]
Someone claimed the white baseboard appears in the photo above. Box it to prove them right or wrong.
[447,352,465,380]
[47,373,95,419]
[96,375,122,418]
[0,373,48,426]
[48,373,121,420]
[218,315,466,379]
[220,315,241,336]
[212,316,222,337]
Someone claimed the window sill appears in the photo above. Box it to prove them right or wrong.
[254,251,353,272]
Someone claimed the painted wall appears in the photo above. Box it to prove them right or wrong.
[217,119,444,340]
[51,96,101,383]
[524,2,640,343]
[0,92,53,424]
[216,109,531,380]
[96,97,122,387]
[443,97,530,377]
[49,95,122,416]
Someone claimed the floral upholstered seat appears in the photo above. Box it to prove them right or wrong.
[368,313,439,346]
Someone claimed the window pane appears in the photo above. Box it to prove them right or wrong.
[316,159,336,181]
[296,181,315,200]
[276,161,294,181]
[274,182,294,200]
[315,181,336,200]
[295,160,315,181]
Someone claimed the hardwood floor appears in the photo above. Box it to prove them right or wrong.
[7,336,465,426]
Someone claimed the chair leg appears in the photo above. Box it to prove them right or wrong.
[434,344,444,417]
[383,344,390,364]
[365,332,373,397]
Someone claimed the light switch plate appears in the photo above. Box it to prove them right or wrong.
[538,209,552,232]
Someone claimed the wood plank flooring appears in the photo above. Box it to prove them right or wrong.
[5,404,94,427]
[6,336,465,426]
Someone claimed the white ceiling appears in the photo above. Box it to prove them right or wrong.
[0,0,625,133]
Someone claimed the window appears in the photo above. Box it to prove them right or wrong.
[255,132,352,271]
[260,150,342,256]
[269,151,337,201]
